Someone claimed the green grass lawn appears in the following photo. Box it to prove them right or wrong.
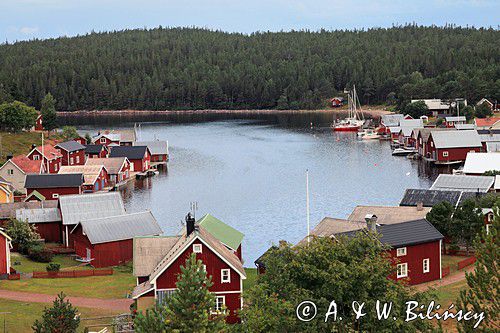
[2,257,135,299]
[10,253,91,274]
[0,131,62,163]
[0,298,121,333]
[434,279,468,306]
[243,268,258,290]
[441,255,469,274]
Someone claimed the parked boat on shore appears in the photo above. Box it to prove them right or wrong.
[392,147,417,156]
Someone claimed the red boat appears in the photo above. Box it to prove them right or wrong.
[331,85,365,132]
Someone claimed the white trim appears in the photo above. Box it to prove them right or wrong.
[213,290,241,295]
[65,225,69,247]
[149,235,246,284]
[423,258,430,273]
[221,269,231,283]
[439,239,442,279]
[193,244,202,253]
[397,263,408,278]
[396,247,407,257]
[442,151,449,157]
[213,295,226,313]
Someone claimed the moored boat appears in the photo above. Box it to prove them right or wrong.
[392,147,417,156]
[332,85,365,132]
[357,128,380,140]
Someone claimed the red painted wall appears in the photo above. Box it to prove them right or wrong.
[387,240,441,285]
[27,151,62,174]
[35,116,43,131]
[130,152,150,172]
[82,168,109,193]
[96,137,120,147]
[60,149,85,166]
[74,137,87,145]
[426,136,482,162]
[155,239,242,323]
[26,187,80,200]
[72,225,133,268]
[151,154,167,162]
[119,161,131,182]
[0,234,8,274]
[33,222,62,243]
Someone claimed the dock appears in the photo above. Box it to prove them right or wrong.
[135,169,158,179]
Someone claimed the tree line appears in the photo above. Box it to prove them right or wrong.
[0,25,498,111]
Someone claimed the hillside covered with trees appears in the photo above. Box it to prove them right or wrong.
[0,25,498,111]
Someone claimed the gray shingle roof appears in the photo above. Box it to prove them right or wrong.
[340,219,444,248]
[133,141,168,156]
[55,141,86,152]
[76,211,162,244]
[16,207,61,223]
[109,146,148,160]
[25,174,83,189]
[400,189,484,207]
[84,144,106,154]
[58,192,126,225]
[430,174,495,193]
[430,130,482,149]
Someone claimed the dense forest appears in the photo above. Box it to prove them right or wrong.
[0,25,498,111]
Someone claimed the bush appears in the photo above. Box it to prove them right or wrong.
[46,263,61,272]
[27,244,54,263]
[5,218,41,253]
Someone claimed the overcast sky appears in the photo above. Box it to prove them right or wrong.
[1,0,498,42]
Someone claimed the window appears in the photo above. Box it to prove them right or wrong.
[442,151,449,157]
[221,269,230,283]
[7,169,13,175]
[486,224,491,235]
[423,259,430,273]
[76,156,80,163]
[100,138,106,143]
[396,247,407,257]
[33,155,40,160]
[397,263,408,278]
[193,244,202,253]
[213,296,225,313]
[70,157,74,164]
[54,164,58,172]
[156,290,176,304]
[52,193,59,199]
[487,214,493,222]
[430,141,434,148]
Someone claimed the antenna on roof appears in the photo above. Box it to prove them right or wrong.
[190,201,198,220]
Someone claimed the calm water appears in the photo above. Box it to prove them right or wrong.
[74,115,437,266]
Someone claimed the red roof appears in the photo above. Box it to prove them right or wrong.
[10,156,43,174]
[475,117,500,127]
[32,144,63,160]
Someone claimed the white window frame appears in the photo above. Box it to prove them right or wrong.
[193,244,202,253]
[76,156,80,164]
[70,157,74,164]
[396,247,407,257]
[397,263,408,278]
[442,151,449,157]
[100,137,106,143]
[487,214,493,222]
[52,193,59,199]
[54,163,58,172]
[7,169,13,175]
[33,155,40,160]
[221,269,230,283]
[213,296,225,313]
[423,258,430,273]
[156,289,176,304]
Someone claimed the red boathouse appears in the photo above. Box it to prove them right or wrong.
[24,173,83,200]
[0,228,12,275]
[426,130,482,163]
[109,146,151,172]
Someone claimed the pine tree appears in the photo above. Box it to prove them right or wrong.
[457,208,498,332]
[40,93,58,135]
[32,292,80,333]
[426,201,454,253]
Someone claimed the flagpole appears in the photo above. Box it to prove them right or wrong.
[306,169,310,244]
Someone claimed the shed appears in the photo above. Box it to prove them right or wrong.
[16,208,62,243]
[24,174,83,200]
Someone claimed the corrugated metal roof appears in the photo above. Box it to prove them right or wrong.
[486,142,500,152]
[59,165,105,185]
[400,119,424,128]
[0,201,58,219]
[445,116,466,122]
[197,214,244,250]
[400,189,483,207]
[25,174,83,189]
[430,174,495,193]
[479,134,500,142]
[133,236,181,277]
[430,130,482,149]
[455,124,475,130]
[85,157,127,174]
[16,207,61,223]
[133,141,168,156]
[55,141,85,152]
[495,176,500,190]
[77,211,162,244]
[381,114,404,127]
[59,192,126,225]
[411,99,450,110]
[463,153,500,174]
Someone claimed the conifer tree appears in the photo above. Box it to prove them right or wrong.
[40,93,58,135]
[32,292,80,333]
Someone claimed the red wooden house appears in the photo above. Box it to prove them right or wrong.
[132,214,246,323]
[0,228,12,275]
[92,133,121,147]
[73,136,88,145]
[85,157,130,185]
[24,173,83,200]
[16,207,62,243]
[70,211,162,268]
[59,165,108,192]
[330,97,344,107]
[444,116,466,128]
[27,144,63,174]
[289,216,443,285]
[133,141,168,164]
[84,144,109,159]
[109,146,151,172]
[34,114,43,131]
[426,130,482,164]
[378,114,404,135]
[55,141,86,166]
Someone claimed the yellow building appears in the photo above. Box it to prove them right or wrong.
[0,178,14,203]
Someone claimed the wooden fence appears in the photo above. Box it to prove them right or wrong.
[32,269,113,279]
[457,257,476,270]
[7,273,20,280]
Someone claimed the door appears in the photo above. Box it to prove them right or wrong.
[86,248,91,261]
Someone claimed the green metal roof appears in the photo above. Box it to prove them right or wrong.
[197,214,244,250]
[25,190,46,202]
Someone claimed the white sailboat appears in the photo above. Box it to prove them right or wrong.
[332,85,365,132]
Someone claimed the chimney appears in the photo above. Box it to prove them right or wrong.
[365,214,378,232]
[416,201,424,211]
[31,143,37,150]
[185,212,196,236]
[6,154,13,160]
